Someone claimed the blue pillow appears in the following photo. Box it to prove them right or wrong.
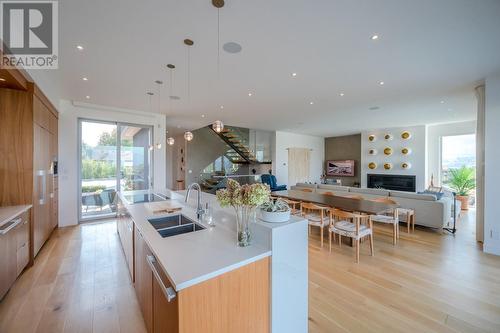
[417,190,444,200]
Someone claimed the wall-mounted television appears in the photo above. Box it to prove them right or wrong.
[326,160,355,177]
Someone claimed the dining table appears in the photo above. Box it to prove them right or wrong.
[272,190,398,215]
[272,190,399,247]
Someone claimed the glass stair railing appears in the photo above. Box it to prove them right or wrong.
[209,126,258,163]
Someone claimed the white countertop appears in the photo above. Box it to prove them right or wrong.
[0,205,32,227]
[119,189,274,291]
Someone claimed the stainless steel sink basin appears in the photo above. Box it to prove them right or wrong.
[147,214,205,238]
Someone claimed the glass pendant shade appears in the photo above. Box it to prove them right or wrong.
[167,137,175,146]
[184,131,194,141]
[212,120,224,133]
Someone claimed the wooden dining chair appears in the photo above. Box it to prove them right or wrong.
[283,198,301,215]
[329,209,374,263]
[369,197,400,245]
[301,202,330,247]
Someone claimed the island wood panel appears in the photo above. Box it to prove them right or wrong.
[153,264,179,333]
[135,226,153,333]
[177,257,270,333]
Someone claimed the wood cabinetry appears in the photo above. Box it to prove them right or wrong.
[32,92,58,257]
[0,210,30,300]
[123,221,270,333]
[117,198,134,281]
[135,226,153,333]
[0,72,59,262]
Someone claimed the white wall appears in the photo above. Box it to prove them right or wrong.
[484,73,500,255]
[361,126,427,192]
[273,131,325,186]
[58,100,167,227]
[426,121,476,186]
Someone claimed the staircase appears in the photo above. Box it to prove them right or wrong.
[209,125,270,164]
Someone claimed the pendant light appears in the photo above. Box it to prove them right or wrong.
[147,92,154,150]
[184,38,194,142]
[184,131,194,141]
[211,0,224,133]
[166,64,176,146]
[212,120,224,133]
[154,80,164,149]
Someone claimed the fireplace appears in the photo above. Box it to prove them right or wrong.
[367,174,416,192]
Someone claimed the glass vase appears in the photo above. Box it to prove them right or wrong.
[235,207,255,247]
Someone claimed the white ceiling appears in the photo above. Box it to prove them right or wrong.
[56,0,500,137]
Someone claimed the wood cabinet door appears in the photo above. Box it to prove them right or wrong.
[153,263,179,333]
[15,213,29,276]
[134,226,153,333]
[0,224,18,300]
[33,124,51,256]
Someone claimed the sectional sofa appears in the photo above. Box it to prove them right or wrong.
[289,183,460,231]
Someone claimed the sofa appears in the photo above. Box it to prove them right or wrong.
[290,183,460,230]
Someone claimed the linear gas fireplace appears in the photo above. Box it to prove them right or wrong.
[367,174,416,192]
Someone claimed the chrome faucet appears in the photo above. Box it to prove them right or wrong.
[185,183,205,220]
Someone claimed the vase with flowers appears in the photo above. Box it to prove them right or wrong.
[216,179,271,247]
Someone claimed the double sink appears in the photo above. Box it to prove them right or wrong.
[147,214,205,238]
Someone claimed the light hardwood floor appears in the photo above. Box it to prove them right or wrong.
[0,221,146,333]
[1,211,499,333]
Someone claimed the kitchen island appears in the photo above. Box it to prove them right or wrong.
[116,189,308,333]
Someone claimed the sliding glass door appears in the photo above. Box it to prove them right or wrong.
[79,119,153,221]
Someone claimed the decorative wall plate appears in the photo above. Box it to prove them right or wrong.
[384,133,393,141]
[368,134,376,142]
[401,162,411,169]
[401,131,411,140]
[384,163,393,170]
[368,162,377,170]
[368,149,377,155]
[401,147,411,155]
[384,147,393,155]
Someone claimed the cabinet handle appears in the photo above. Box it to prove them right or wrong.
[37,170,46,205]
[146,255,176,302]
[0,218,23,235]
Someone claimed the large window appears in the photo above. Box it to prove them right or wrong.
[441,134,476,205]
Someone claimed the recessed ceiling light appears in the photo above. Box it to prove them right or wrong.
[440,100,445,104]
[248,92,252,97]
[339,93,345,97]
[220,105,224,109]
[82,77,88,81]
[85,95,90,99]
[0,78,6,82]
[291,72,297,77]
[76,45,84,50]
[371,35,379,40]
[223,42,242,54]
[309,101,314,105]
[379,81,384,85]
[201,114,205,118]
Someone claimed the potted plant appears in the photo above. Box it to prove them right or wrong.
[448,166,476,210]
[216,179,270,247]
[260,199,291,223]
